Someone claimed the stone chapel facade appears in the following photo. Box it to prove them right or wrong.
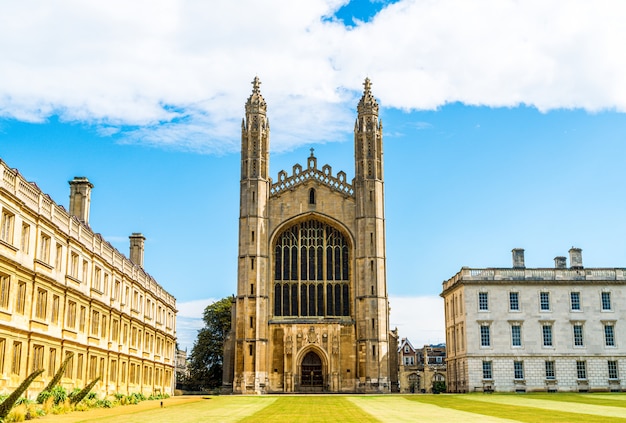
[223,77,393,394]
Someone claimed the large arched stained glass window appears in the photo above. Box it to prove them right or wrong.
[274,220,350,317]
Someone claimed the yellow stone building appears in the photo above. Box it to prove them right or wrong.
[0,160,176,398]
[223,78,394,393]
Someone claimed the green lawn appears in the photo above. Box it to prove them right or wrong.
[38,393,626,423]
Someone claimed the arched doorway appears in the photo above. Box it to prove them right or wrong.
[300,351,323,388]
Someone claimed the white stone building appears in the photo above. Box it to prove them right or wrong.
[442,248,625,393]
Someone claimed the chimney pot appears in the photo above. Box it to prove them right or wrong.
[569,247,583,269]
[512,248,525,269]
[554,256,567,269]
[129,233,146,267]
[68,177,94,225]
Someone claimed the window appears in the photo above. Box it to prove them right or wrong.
[77,354,83,379]
[514,361,524,380]
[576,360,587,380]
[16,281,26,314]
[92,267,101,291]
[273,220,350,317]
[64,352,74,378]
[570,292,581,311]
[11,341,22,374]
[112,319,119,342]
[70,253,79,278]
[89,356,98,379]
[51,295,60,324]
[32,344,44,371]
[82,260,88,283]
[91,310,100,336]
[39,233,50,263]
[20,223,30,253]
[0,210,14,244]
[66,301,77,328]
[48,348,56,377]
[478,292,489,311]
[110,359,117,382]
[509,292,519,311]
[55,244,62,270]
[35,288,47,320]
[573,324,584,347]
[480,324,491,347]
[540,292,550,311]
[542,324,553,347]
[482,361,493,380]
[114,280,120,301]
[511,325,522,347]
[309,188,316,205]
[545,361,555,380]
[0,338,5,374]
[101,315,107,338]
[604,324,615,347]
[602,292,612,311]
[0,274,10,309]
[79,306,86,332]
[403,356,414,365]
[608,360,619,380]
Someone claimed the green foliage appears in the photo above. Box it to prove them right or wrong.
[97,399,113,408]
[69,377,100,405]
[186,296,233,390]
[37,352,74,403]
[432,381,446,394]
[0,369,44,420]
[37,385,68,406]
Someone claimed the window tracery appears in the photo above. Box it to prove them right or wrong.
[274,220,350,317]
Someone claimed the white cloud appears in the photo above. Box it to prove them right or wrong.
[175,295,444,351]
[389,295,445,347]
[1,0,624,152]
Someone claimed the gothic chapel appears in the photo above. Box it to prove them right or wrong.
[223,77,394,394]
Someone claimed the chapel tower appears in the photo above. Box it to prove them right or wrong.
[233,76,271,393]
[353,78,390,384]
[227,77,392,394]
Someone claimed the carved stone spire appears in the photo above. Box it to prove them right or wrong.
[245,76,267,116]
[357,77,379,117]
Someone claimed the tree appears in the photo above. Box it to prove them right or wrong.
[186,296,233,390]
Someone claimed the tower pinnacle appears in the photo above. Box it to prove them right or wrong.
[246,76,267,115]
[357,77,379,116]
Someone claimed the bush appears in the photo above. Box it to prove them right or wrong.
[432,381,446,394]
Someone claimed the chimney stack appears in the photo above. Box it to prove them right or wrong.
[69,177,93,225]
[129,233,145,267]
[554,256,567,269]
[512,248,525,269]
[569,247,583,269]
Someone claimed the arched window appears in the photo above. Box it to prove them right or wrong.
[274,220,350,318]
[309,188,316,205]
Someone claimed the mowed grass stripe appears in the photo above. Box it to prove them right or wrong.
[347,396,521,423]
[515,392,626,407]
[463,394,626,419]
[58,396,277,423]
[408,395,626,423]
[239,396,380,423]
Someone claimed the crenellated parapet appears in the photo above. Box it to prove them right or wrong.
[270,151,354,197]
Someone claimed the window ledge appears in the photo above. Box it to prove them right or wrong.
[0,239,17,252]
[34,259,52,270]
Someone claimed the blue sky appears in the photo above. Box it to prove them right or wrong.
[1,0,625,350]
